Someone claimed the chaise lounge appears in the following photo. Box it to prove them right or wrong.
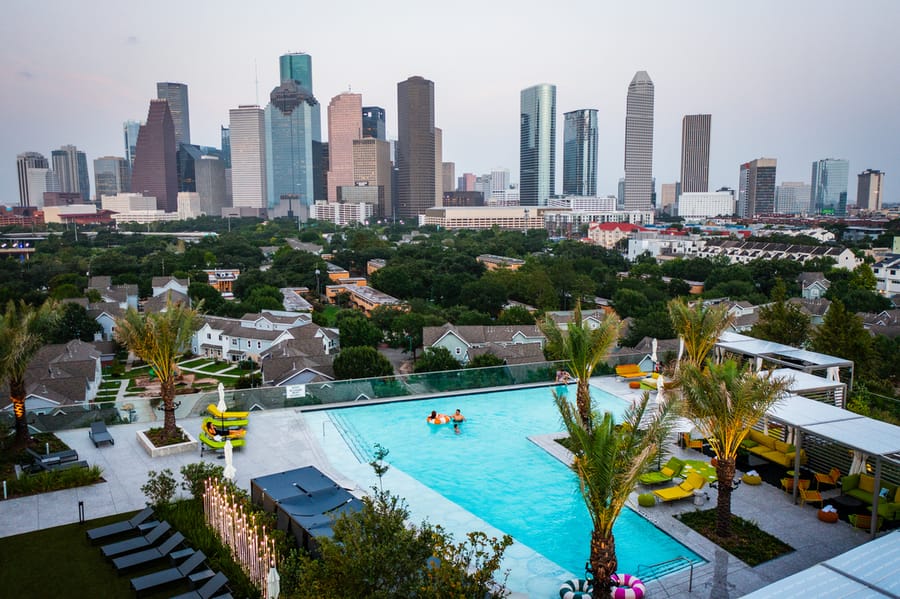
[639,457,685,486]
[89,421,115,447]
[101,521,171,558]
[113,532,186,572]
[130,550,207,596]
[86,506,156,543]
[615,364,651,380]
[653,472,708,503]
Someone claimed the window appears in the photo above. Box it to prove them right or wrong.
[455,347,461,355]
[207,333,211,339]
[218,335,222,341]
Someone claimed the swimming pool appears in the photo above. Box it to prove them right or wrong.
[325,384,702,579]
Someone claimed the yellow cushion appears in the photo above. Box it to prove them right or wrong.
[678,481,693,491]
[660,467,675,477]
[774,440,791,453]
[895,488,900,503]
[859,475,875,494]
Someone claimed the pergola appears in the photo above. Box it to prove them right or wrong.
[765,394,900,537]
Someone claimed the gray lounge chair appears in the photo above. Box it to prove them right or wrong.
[25,447,80,472]
[101,521,171,558]
[86,506,155,543]
[112,532,186,572]
[171,572,230,599]
[89,421,115,447]
[130,550,206,596]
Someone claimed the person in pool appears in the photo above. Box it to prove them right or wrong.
[452,409,465,423]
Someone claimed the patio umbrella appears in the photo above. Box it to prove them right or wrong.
[217,383,227,431]
[651,338,658,366]
[677,336,684,363]
[850,450,869,475]
[657,374,665,404]
[266,565,280,599]
[223,440,236,481]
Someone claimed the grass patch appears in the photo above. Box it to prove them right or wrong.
[179,357,209,368]
[100,381,122,390]
[196,362,234,374]
[676,509,793,566]
[0,432,71,480]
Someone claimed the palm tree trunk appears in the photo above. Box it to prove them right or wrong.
[589,530,617,596]
[10,378,30,448]
[160,377,177,439]
[576,380,592,427]
[715,457,736,537]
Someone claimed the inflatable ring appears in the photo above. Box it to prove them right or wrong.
[427,414,451,425]
[610,573,645,599]
[559,578,592,599]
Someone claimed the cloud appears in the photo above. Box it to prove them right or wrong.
[17,70,34,79]
[126,36,139,45]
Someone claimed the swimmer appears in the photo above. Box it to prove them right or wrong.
[452,409,465,423]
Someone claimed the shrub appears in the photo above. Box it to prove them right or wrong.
[8,466,103,497]
[180,462,225,500]
[141,468,177,506]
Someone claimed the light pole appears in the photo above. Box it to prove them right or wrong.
[314,268,320,299]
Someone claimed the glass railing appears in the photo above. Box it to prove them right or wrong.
[2,361,563,433]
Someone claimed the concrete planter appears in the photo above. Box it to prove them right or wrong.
[136,428,198,458]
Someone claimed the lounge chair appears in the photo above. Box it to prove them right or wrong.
[101,521,171,558]
[89,421,115,447]
[112,532,186,572]
[171,571,230,599]
[130,550,207,596]
[653,472,708,503]
[639,457,685,485]
[206,404,250,423]
[814,467,841,489]
[615,364,650,380]
[86,506,155,543]
[25,447,80,472]
[681,433,705,452]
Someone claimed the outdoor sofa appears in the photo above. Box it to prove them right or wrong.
[615,364,650,380]
[740,429,807,468]
[842,473,900,521]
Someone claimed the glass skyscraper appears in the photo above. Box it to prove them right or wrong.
[397,76,436,219]
[220,126,231,168]
[265,80,318,218]
[624,71,654,211]
[520,83,556,206]
[93,156,130,200]
[563,109,598,196]
[156,82,191,146]
[810,158,849,216]
[279,53,313,91]
[680,114,711,193]
[51,145,90,201]
[362,106,386,140]
[124,120,141,167]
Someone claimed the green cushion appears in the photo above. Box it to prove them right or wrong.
[741,439,758,449]
[638,493,656,507]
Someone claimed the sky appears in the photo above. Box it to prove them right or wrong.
[2,0,899,206]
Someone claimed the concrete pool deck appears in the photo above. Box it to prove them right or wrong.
[0,376,877,598]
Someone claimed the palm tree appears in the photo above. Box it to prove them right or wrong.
[540,302,621,426]
[0,300,59,448]
[115,299,201,441]
[667,298,732,366]
[556,390,674,595]
[679,360,788,537]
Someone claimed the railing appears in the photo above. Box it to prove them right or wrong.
[636,556,695,594]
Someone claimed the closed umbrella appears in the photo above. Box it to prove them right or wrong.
[677,336,684,363]
[223,440,236,481]
[651,338,658,366]
[217,383,227,432]
[266,565,280,599]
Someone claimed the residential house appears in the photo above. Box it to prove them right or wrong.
[872,254,900,297]
[723,300,760,333]
[423,324,545,365]
[203,269,240,298]
[859,309,900,339]
[191,310,323,363]
[587,222,646,249]
[697,240,861,270]
[259,331,336,386]
[87,301,124,341]
[143,289,190,312]
[797,272,830,300]
[87,276,138,311]
[543,309,607,330]
[789,297,832,326]
[152,276,190,298]
[326,283,402,316]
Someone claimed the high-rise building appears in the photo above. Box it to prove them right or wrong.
[660,182,677,215]
[279,53,313,90]
[624,71,654,211]
[93,156,130,200]
[442,163,456,193]
[123,120,142,167]
[678,190,735,219]
[156,82,191,146]
[810,158,850,216]
[16,151,49,206]
[397,75,436,219]
[278,52,323,204]
[520,83,556,206]
[775,182,812,214]
[680,114,711,193]
[326,92,363,202]
[434,127,443,206]
[491,169,510,195]
[351,137,392,217]
[738,158,777,217]
[459,173,476,192]
[229,105,267,211]
[563,109,598,196]
[617,178,625,207]
[131,100,178,212]
[220,126,231,168]
[265,80,318,218]
[51,145,90,202]
[857,169,885,211]
[362,106,386,140]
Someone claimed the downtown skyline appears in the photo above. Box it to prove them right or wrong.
[1,1,898,207]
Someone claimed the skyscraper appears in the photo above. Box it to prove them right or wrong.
[680,114,711,193]
[229,105,267,211]
[326,92,363,201]
[624,71,654,211]
[265,80,318,218]
[738,158,777,217]
[362,106,386,140]
[563,108,598,196]
[93,156,130,200]
[220,126,231,168]
[51,145,90,201]
[434,127,443,205]
[397,75,436,219]
[156,82,191,146]
[123,120,142,167]
[775,182,812,214]
[520,83,556,206]
[442,162,456,194]
[131,100,178,212]
[280,53,313,90]
[16,151,49,206]
[352,137,392,217]
[857,169,885,211]
[810,158,850,216]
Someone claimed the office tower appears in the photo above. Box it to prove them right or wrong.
[491,169,510,194]
[279,53,323,202]
[775,182,812,215]
[434,127,443,205]
[442,162,456,193]
[475,173,492,201]
[123,120,142,167]
[680,114,711,193]
[156,82,191,146]
[617,178,625,207]
[93,156,130,200]
[459,173,476,192]
[280,53,313,90]
[313,141,328,203]
[326,92,363,201]
[362,106,386,140]
[563,109,598,196]
[131,100,178,211]
[857,169,885,211]
[397,76,436,219]
[660,182,677,215]
[229,105,267,210]
[624,71,654,211]
[51,145,90,201]
[265,80,318,218]
[678,190,735,218]
[520,83,556,206]
[810,158,850,216]
[177,144,225,192]
[16,151,48,206]
[350,138,392,217]
[220,126,231,168]
[738,158,777,217]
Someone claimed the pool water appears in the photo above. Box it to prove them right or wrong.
[326,385,701,577]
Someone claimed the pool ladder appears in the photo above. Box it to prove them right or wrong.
[635,556,694,596]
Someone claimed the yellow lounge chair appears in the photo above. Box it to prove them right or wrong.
[653,472,707,503]
[207,403,250,421]
[615,364,650,380]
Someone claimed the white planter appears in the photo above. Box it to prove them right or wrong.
[136,428,198,458]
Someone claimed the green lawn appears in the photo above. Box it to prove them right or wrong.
[100,381,122,390]
[179,357,209,368]
[196,362,235,374]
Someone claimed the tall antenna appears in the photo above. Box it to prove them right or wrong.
[254,59,259,105]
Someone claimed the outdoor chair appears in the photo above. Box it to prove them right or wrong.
[112,532,186,572]
[25,447,80,472]
[799,484,824,507]
[653,472,708,503]
[849,514,883,531]
[639,457,685,486]
[89,421,115,447]
[130,550,207,596]
[814,467,841,489]
[101,521,171,558]
[681,433,705,452]
[780,477,810,495]
[86,506,155,543]
[171,571,230,599]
